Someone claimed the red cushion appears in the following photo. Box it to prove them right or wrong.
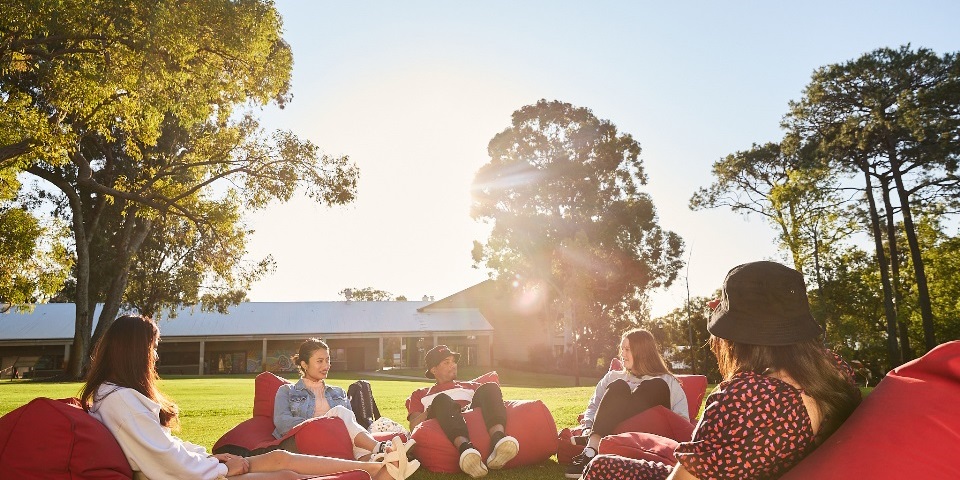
[610,405,695,441]
[556,426,587,465]
[411,399,557,473]
[287,417,355,459]
[214,416,278,452]
[254,371,290,418]
[0,397,133,479]
[781,341,960,480]
[598,432,680,464]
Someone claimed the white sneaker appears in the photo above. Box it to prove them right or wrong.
[459,447,489,478]
[486,435,519,469]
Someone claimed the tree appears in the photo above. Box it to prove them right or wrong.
[786,45,960,351]
[0,206,71,311]
[339,287,396,302]
[654,295,721,383]
[690,139,855,283]
[5,1,359,378]
[472,99,684,372]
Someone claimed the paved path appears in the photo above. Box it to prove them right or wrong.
[359,371,427,381]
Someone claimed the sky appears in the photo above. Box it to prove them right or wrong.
[245,1,960,317]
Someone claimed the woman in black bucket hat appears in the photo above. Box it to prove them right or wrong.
[580,261,862,480]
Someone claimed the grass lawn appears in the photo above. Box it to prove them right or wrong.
[0,368,610,480]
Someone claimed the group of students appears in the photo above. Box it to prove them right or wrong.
[79,260,862,480]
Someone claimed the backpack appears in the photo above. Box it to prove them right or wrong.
[347,380,381,430]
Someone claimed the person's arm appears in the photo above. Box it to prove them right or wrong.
[408,409,429,431]
[581,373,612,431]
[273,384,311,437]
[667,375,691,421]
[666,464,699,480]
[405,388,428,430]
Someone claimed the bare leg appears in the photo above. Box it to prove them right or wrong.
[245,450,384,477]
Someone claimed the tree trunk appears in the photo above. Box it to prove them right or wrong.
[888,149,937,350]
[879,176,914,362]
[862,167,902,369]
[67,199,92,380]
[91,215,153,348]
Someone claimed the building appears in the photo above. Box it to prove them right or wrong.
[0,281,565,378]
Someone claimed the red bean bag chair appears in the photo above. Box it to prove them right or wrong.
[598,431,680,465]
[781,340,960,480]
[411,399,558,473]
[0,397,133,479]
[214,372,404,459]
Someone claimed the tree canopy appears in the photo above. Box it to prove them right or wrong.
[3,1,359,377]
[472,99,684,361]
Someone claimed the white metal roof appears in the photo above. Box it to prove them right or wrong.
[0,301,493,342]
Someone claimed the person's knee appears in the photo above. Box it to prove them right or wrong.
[252,449,292,470]
[606,379,631,394]
[327,404,351,418]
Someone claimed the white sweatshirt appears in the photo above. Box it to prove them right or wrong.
[88,383,228,480]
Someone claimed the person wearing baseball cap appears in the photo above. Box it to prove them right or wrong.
[405,345,519,478]
[580,261,862,480]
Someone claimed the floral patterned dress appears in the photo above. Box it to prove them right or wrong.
[582,371,820,480]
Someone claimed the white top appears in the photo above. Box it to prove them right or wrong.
[582,371,690,429]
[420,387,476,409]
[88,383,228,480]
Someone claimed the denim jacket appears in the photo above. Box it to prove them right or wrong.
[272,378,351,438]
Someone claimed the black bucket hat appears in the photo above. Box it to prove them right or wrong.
[424,345,460,379]
[708,261,823,346]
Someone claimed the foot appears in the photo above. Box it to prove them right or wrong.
[565,446,596,479]
[459,445,488,478]
[486,435,519,470]
[381,436,420,480]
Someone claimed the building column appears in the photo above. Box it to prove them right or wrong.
[262,339,268,372]
[432,334,438,348]
[64,344,71,361]
[378,337,384,370]
[199,341,205,376]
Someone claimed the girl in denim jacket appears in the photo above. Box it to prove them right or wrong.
[274,338,391,460]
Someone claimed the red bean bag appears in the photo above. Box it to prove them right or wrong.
[598,431,680,465]
[411,399,558,473]
[214,372,403,458]
[0,397,133,479]
[781,340,960,480]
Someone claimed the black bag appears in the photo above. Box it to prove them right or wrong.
[347,380,381,430]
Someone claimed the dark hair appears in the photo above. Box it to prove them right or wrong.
[622,329,672,377]
[293,338,329,376]
[710,336,861,442]
[80,315,180,429]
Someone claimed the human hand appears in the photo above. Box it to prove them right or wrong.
[219,454,250,476]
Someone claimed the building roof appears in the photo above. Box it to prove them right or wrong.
[0,301,493,344]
